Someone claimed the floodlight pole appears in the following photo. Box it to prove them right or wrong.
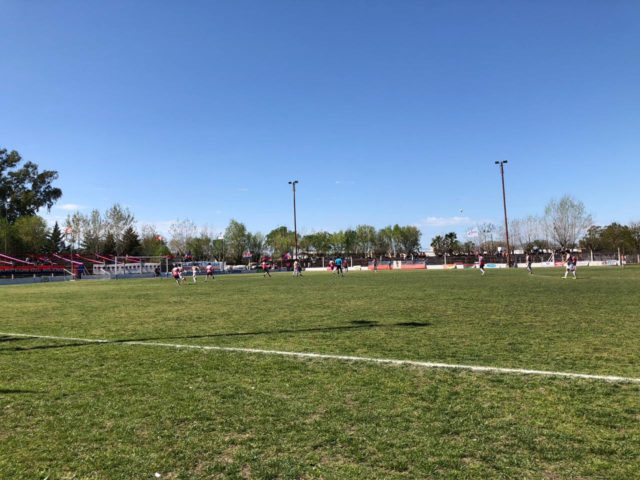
[288,180,299,260]
[495,160,511,267]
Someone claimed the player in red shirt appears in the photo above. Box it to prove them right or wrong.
[478,254,486,276]
[205,263,214,281]
[171,266,183,285]
[261,260,271,277]
[563,251,577,279]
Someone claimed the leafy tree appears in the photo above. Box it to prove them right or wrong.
[302,231,332,257]
[343,229,357,256]
[184,228,223,260]
[64,211,84,251]
[246,232,265,262]
[185,236,213,260]
[397,225,421,255]
[224,219,249,263]
[47,221,64,253]
[265,226,294,258]
[579,223,635,253]
[104,204,135,254]
[580,226,604,253]
[211,237,224,260]
[544,195,592,249]
[139,225,170,257]
[600,223,634,253]
[354,225,376,257]
[299,234,313,256]
[443,232,460,255]
[377,226,395,257]
[0,148,62,223]
[0,217,15,253]
[81,209,106,254]
[329,230,347,255]
[629,222,640,254]
[430,235,445,256]
[13,216,48,255]
[461,241,476,255]
[168,218,197,255]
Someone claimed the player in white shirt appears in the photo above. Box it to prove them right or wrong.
[293,259,302,277]
[191,265,200,283]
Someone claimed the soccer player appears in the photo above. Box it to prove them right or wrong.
[191,265,200,283]
[526,252,533,274]
[171,266,183,285]
[293,259,302,277]
[335,256,344,277]
[563,251,576,279]
[372,258,378,272]
[478,253,486,275]
[205,263,214,281]
[262,260,271,277]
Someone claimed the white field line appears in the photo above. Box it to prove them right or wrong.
[2,331,640,384]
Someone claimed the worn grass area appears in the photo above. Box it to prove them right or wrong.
[1,267,639,479]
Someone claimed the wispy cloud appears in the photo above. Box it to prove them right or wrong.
[237,187,249,192]
[419,216,473,227]
[57,203,86,211]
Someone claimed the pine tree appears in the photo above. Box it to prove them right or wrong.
[47,221,63,253]
[121,227,141,255]
[102,232,116,255]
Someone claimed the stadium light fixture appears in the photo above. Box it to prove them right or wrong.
[495,160,511,267]
[288,180,299,260]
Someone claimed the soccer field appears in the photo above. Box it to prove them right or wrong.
[1,268,639,479]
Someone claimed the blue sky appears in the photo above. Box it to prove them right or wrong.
[1,0,639,246]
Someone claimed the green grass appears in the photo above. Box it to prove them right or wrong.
[1,267,639,479]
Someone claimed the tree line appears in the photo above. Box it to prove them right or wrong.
[2,147,638,261]
[1,147,424,262]
[167,219,422,264]
[429,195,640,257]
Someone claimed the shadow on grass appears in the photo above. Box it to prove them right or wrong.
[0,388,42,394]
[1,320,431,353]
[113,319,431,343]
[0,342,95,353]
[0,336,26,343]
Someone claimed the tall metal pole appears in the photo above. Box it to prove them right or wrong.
[495,160,511,267]
[288,180,299,260]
